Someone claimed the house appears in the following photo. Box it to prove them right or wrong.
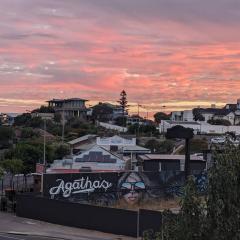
[0,113,19,125]
[138,154,206,172]
[212,109,235,125]
[127,115,153,126]
[68,134,98,154]
[171,110,194,122]
[47,145,126,173]
[96,135,151,158]
[47,98,88,119]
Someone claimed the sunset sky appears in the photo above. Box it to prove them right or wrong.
[0,0,240,115]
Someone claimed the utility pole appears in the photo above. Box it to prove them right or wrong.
[41,118,47,195]
[43,118,46,171]
[62,110,65,143]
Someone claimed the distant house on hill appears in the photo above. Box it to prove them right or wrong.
[0,113,19,125]
[170,99,240,126]
[47,98,88,119]
[97,135,150,158]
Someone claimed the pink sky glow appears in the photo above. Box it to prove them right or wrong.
[0,0,240,115]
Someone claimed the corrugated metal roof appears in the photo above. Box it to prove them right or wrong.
[68,135,97,145]
[139,154,205,161]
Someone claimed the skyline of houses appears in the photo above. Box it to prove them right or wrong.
[170,99,240,126]
[2,97,240,132]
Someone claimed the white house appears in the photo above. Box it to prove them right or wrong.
[171,110,194,122]
[97,135,150,156]
[47,145,126,173]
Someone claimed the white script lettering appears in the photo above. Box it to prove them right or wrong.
[49,177,112,198]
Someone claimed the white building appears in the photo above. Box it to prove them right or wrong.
[97,135,151,156]
[159,120,240,135]
[48,145,126,173]
[171,110,194,122]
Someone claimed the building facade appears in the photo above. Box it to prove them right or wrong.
[47,98,88,119]
[48,145,126,173]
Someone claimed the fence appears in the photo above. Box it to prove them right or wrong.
[16,194,163,237]
[0,174,34,212]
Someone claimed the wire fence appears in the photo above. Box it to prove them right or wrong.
[0,174,34,212]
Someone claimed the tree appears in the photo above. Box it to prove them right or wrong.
[29,117,43,128]
[0,126,14,149]
[118,90,128,116]
[92,103,113,122]
[0,158,23,188]
[0,167,4,180]
[144,147,240,240]
[14,113,32,126]
[192,109,205,121]
[20,128,40,139]
[54,113,62,123]
[154,112,170,124]
[4,142,48,173]
[115,116,127,127]
[31,105,55,113]
[53,144,70,159]
[177,176,204,240]
[206,147,240,240]
[144,177,204,240]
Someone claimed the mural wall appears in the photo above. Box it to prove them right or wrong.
[43,171,207,206]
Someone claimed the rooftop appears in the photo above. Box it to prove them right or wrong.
[166,120,201,125]
[68,134,97,145]
[139,154,205,161]
[47,98,88,103]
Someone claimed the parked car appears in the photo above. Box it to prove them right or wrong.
[192,153,204,159]
[211,137,226,144]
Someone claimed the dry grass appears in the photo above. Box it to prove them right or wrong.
[111,198,180,212]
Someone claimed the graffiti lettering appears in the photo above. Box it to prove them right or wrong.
[49,177,112,198]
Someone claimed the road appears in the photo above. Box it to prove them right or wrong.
[0,233,118,240]
[0,212,134,240]
[0,233,58,240]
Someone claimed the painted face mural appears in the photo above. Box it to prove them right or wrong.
[119,172,146,205]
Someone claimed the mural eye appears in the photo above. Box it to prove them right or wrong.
[135,182,145,189]
[121,182,132,189]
